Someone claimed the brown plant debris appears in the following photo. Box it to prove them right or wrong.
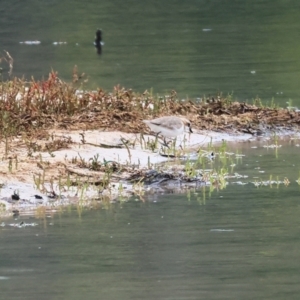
[0,71,299,140]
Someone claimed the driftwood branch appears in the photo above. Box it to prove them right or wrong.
[4,50,13,76]
[0,50,14,77]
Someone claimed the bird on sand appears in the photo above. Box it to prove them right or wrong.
[143,116,193,146]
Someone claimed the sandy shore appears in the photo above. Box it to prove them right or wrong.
[0,128,256,216]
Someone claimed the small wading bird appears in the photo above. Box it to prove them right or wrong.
[143,116,193,146]
[94,29,103,54]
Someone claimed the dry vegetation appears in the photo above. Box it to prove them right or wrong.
[0,69,299,142]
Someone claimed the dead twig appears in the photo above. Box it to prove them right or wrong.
[3,50,13,77]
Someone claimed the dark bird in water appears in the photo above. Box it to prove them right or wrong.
[94,29,103,54]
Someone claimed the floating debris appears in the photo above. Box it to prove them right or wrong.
[235,153,246,157]
[53,41,67,45]
[210,229,234,232]
[263,144,282,148]
[252,179,290,187]
[227,173,248,179]
[231,181,248,185]
[19,41,41,45]
[0,222,39,228]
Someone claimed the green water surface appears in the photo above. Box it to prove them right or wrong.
[1,140,300,299]
[1,0,300,103]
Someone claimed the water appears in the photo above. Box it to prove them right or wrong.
[1,1,300,298]
[1,141,300,299]
[1,0,300,103]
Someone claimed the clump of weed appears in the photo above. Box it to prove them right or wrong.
[0,67,296,141]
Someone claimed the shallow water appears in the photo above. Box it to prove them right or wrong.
[1,0,300,104]
[1,141,300,299]
[1,1,300,297]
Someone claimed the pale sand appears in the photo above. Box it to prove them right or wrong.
[0,129,255,214]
